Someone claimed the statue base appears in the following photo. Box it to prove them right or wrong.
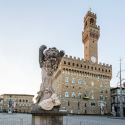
[32,104,67,125]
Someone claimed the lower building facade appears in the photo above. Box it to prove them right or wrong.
[0,96,3,112]
[111,87,125,117]
[53,56,112,115]
[1,94,34,113]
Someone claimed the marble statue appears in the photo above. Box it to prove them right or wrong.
[36,45,64,110]
[8,98,13,113]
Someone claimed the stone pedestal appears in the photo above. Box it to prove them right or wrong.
[32,114,63,125]
[32,104,66,125]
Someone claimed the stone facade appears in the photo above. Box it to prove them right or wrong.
[111,87,125,116]
[1,94,34,113]
[0,96,3,112]
[53,10,112,115]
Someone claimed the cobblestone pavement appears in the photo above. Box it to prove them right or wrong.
[0,113,125,125]
[63,115,125,125]
[0,113,32,125]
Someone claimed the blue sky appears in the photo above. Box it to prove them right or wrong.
[0,0,125,95]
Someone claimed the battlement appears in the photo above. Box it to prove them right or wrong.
[64,55,83,61]
[84,10,96,21]
[99,62,112,68]
[88,10,96,16]
[90,24,100,30]
[63,54,112,68]
[60,54,112,78]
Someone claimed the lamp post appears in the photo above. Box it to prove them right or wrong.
[119,59,123,117]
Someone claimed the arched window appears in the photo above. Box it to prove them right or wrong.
[65,92,69,97]
[72,92,76,97]
[72,78,75,84]
[68,101,70,106]
[90,18,94,24]
[78,92,81,98]
[78,79,82,84]
[65,77,69,83]
[85,21,87,27]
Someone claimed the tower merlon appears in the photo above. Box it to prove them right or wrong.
[84,10,97,21]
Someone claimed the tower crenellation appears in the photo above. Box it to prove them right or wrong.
[84,10,96,21]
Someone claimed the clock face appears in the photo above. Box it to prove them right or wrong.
[91,56,96,63]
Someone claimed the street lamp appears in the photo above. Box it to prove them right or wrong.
[116,59,124,117]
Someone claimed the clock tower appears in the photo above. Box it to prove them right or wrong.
[82,10,100,63]
[53,10,112,115]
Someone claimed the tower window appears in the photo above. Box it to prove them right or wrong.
[90,18,94,24]
[85,22,87,27]
[68,62,70,65]
[72,63,75,66]
[64,61,66,64]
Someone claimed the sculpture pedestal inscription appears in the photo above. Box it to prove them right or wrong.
[32,45,66,125]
